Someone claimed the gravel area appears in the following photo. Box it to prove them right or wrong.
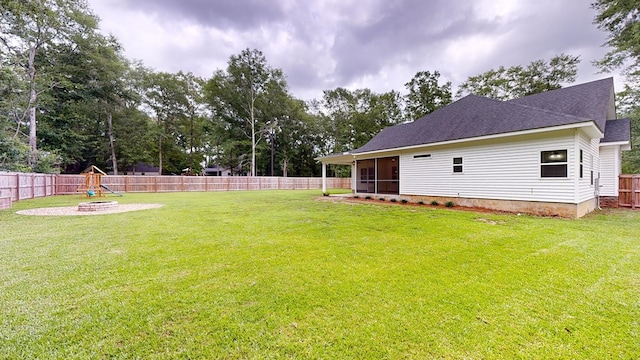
[16,203,164,216]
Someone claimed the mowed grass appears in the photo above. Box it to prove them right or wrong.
[1,190,639,359]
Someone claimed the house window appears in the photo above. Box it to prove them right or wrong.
[453,157,463,173]
[579,150,584,178]
[541,150,567,178]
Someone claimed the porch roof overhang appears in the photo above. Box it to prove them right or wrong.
[315,152,355,165]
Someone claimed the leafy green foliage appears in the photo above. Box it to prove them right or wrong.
[313,88,404,154]
[456,54,580,100]
[204,49,289,176]
[405,70,452,120]
[592,0,640,76]
[0,0,99,169]
[618,85,640,173]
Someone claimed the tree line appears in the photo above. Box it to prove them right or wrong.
[1,0,638,175]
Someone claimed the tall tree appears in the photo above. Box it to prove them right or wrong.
[316,88,404,154]
[617,85,640,173]
[404,70,452,120]
[456,54,581,100]
[592,0,640,76]
[204,48,287,176]
[142,71,190,175]
[0,0,98,169]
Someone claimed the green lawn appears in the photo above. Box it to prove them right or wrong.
[1,190,639,359]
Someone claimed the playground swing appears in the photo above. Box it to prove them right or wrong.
[77,165,122,197]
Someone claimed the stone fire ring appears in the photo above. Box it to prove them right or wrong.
[78,200,119,212]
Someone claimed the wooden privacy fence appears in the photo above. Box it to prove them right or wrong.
[55,175,350,194]
[618,175,640,209]
[0,172,351,209]
[0,172,57,204]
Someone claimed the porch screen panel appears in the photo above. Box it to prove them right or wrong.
[376,156,399,194]
[356,159,375,193]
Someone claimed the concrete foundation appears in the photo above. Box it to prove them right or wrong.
[355,193,597,218]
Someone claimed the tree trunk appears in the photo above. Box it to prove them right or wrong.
[270,131,274,176]
[282,157,288,177]
[107,112,118,175]
[158,134,163,175]
[28,46,37,169]
[189,115,194,173]
[250,102,256,177]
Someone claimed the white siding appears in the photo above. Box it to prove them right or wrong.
[576,133,600,203]
[599,145,620,196]
[399,130,581,203]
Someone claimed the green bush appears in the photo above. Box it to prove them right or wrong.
[390,198,397,203]
[365,196,372,200]
[445,201,455,208]
[418,201,425,205]
[379,197,385,201]
[400,199,408,204]
[431,201,439,206]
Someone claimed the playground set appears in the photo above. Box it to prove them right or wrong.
[77,165,122,197]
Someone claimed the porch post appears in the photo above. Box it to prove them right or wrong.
[322,162,327,194]
[352,162,356,193]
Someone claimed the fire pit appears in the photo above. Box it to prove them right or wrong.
[77,201,119,212]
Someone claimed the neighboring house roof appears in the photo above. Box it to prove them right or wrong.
[348,78,622,155]
[127,162,159,172]
[601,118,631,143]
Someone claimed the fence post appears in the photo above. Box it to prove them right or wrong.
[31,174,35,198]
[633,175,638,210]
[15,173,20,201]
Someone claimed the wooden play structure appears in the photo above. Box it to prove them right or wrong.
[77,165,107,197]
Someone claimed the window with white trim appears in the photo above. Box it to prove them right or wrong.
[453,157,463,173]
[541,150,567,178]
[579,150,584,178]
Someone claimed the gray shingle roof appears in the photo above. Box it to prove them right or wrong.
[351,78,620,154]
[602,118,631,143]
[507,77,613,132]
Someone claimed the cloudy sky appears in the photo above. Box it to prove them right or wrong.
[86,0,621,101]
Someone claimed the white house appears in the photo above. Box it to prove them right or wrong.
[318,78,631,218]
